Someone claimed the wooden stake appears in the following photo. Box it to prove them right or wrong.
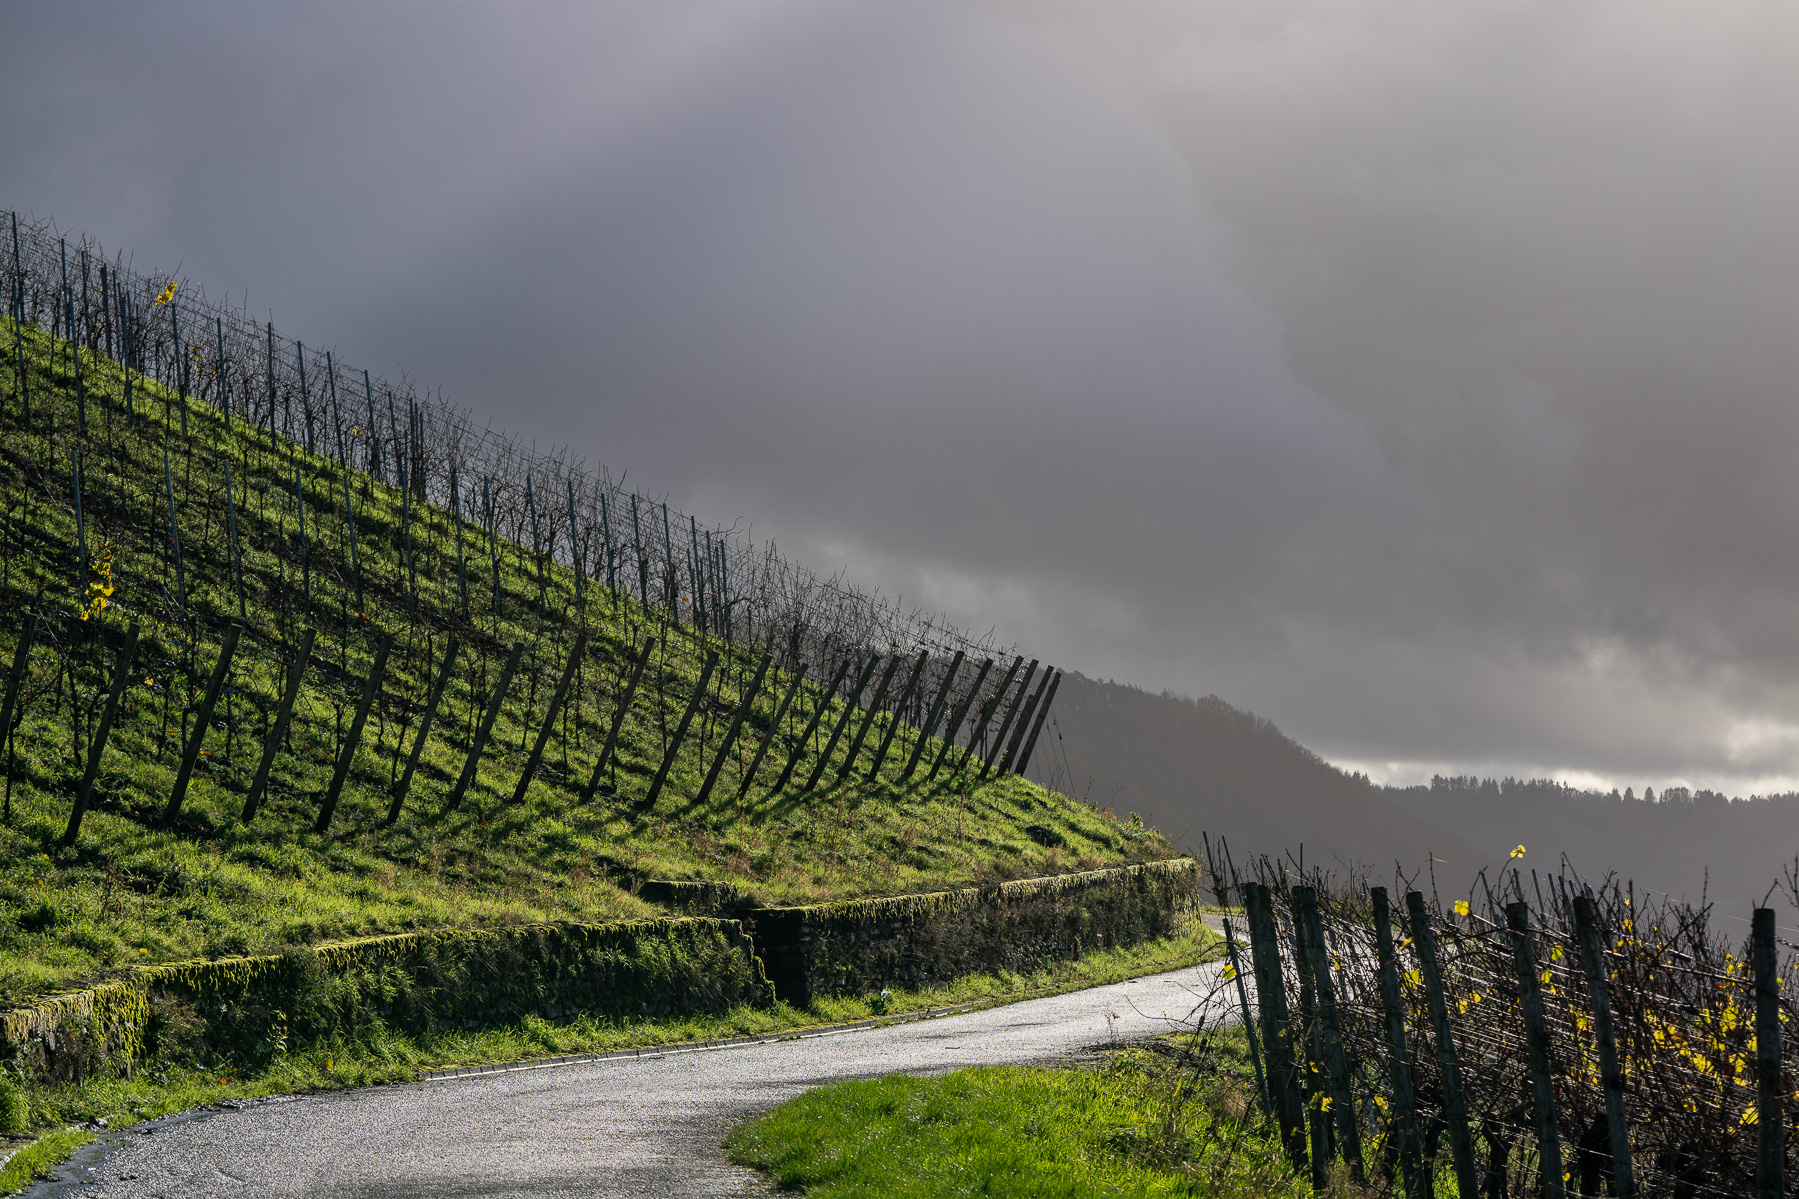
[243,627,315,824]
[901,650,963,781]
[315,632,392,834]
[444,642,524,813]
[1506,902,1564,1198]
[1371,887,1423,1198]
[1406,890,1480,1199]
[805,654,878,792]
[165,623,241,823]
[866,649,928,781]
[695,649,771,805]
[582,637,655,801]
[1013,669,1061,777]
[837,653,901,783]
[1242,881,1310,1172]
[640,650,718,810]
[927,656,993,782]
[510,631,588,805]
[976,660,1038,781]
[1569,894,1634,1198]
[1295,886,1364,1181]
[1755,906,1784,1199]
[988,662,1049,780]
[62,623,139,846]
[1223,916,1271,1114]
[389,634,460,823]
[737,662,809,800]
[774,653,853,795]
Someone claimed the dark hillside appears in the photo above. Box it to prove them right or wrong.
[1023,671,1485,885]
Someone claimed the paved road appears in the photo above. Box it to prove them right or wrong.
[29,962,1229,1199]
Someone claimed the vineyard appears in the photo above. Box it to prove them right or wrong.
[1198,838,1796,1198]
[0,211,1165,1005]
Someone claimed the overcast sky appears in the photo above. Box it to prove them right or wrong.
[7,1,1799,795]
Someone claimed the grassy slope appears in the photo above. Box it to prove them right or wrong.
[724,1030,1328,1199]
[0,320,1173,1003]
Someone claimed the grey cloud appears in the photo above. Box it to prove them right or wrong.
[5,0,1798,793]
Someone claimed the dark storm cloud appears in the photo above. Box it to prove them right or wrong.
[5,1,1799,792]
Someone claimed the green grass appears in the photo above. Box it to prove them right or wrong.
[0,318,1175,1003]
[724,1029,1324,1198]
[0,924,1216,1195]
[0,1126,93,1195]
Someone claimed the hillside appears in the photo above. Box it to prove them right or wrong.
[0,297,1169,1005]
[1022,671,1486,886]
[1385,776,1799,903]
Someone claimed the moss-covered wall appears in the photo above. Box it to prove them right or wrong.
[747,859,1201,1005]
[0,917,770,1083]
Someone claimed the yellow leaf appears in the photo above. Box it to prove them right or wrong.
[1511,845,1527,858]
[1454,900,1471,917]
[1222,964,1238,981]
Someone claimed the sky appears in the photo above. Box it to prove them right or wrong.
[5,1,1799,796]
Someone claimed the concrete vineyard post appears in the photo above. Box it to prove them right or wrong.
[696,649,771,805]
[315,632,393,834]
[837,653,901,784]
[1223,916,1271,1114]
[805,654,878,792]
[640,650,719,810]
[165,623,242,823]
[927,656,993,782]
[977,660,1038,781]
[1569,894,1633,1198]
[1407,890,1480,1199]
[1295,886,1364,1181]
[1242,881,1309,1172]
[1371,887,1424,1198]
[901,650,963,781]
[1505,902,1565,1198]
[444,642,525,813]
[738,663,809,799]
[390,634,460,823]
[774,654,853,795]
[62,623,140,846]
[1754,907,1784,1199]
[510,631,589,806]
[867,649,928,781]
[1013,669,1061,777]
[243,627,316,823]
[582,637,655,801]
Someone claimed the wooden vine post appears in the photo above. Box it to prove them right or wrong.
[865,649,928,780]
[581,637,655,801]
[444,641,524,813]
[1294,886,1364,1182]
[901,649,963,781]
[509,630,588,806]
[976,660,1038,781]
[165,623,242,823]
[1571,893,1635,1199]
[1370,887,1423,1198]
[315,632,393,834]
[695,649,771,805]
[640,650,718,809]
[1242,881,1310,1173]
[62,623,140,847]
[995,664,1053,778]
[927,656,993,782]
[737,662,809,799]
[1754,907,1784,1199]
[1506,901,1565,1199]
[389,634,460,823]
[243,627,316,824]
[837,652,901,783]
[1406,890,1480,1199]
[772,654,853,795]
[1013,669,1062,777]
[804,654,878,792]
[1222,916,1270,1114]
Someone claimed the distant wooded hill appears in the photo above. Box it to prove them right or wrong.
[1023,671,1487,890]
[1026,672,1799,902]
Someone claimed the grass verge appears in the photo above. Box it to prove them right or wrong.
[0,924,1217,1194]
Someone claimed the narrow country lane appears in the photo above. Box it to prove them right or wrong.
[27,962,1230,1199]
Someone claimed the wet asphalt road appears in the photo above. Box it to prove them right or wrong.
[27,962,1227,1199]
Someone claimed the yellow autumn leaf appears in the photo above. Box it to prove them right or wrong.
[1454,900,1471,917]
[1511,845,1527,858]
